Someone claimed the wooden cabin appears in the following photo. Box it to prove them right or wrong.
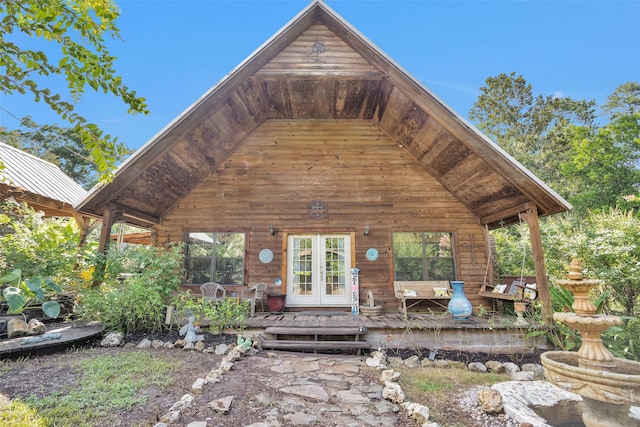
[76,1,570,316]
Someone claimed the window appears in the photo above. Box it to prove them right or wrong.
[184,232,245,285]
[393,232,455,281]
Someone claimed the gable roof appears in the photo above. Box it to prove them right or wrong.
[76,0,570,228]
[0,141,87,216]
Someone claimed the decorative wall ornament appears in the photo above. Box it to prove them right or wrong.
[308,200,328,219]
[312,42,326,54]
[366,247,379,261]
[259,248,274,264]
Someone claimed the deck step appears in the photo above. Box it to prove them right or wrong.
[261,326,369,354]
[261,340,370,350]
[264,326,367,336]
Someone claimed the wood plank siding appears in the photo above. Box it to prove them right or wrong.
[159,120,489,310]
[76,1,570,314]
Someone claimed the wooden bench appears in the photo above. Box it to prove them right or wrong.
[393,281,452,317]
[478,276,538,309]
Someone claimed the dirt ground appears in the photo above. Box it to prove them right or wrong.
[0,328,540,426]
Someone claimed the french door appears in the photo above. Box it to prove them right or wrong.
[286,234,352,307]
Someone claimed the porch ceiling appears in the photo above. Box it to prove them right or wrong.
[76,1,570,228]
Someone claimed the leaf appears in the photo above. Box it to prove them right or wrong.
[0,269,22,286]
[42,301,61,319]
[3,287,27,314]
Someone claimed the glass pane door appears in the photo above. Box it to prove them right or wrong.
[287,234,351,307]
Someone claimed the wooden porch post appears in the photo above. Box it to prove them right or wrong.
[520,203,552,321]
[93,204,119,288]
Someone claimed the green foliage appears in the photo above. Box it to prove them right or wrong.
[172,292,249,333]
[469,72,596,195]
[0,399,48,427]
[579,209,640,316]
[75,244,184,333]
[1,269,62,317]
[603,81,640,119]
[470,75,640,215]
[0,0,149,179]
[604,317,640,360]
[561,113,640,213]
[0,198,84,281]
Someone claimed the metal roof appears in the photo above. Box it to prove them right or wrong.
[0,141,87,206]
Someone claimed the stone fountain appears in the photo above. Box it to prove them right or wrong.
[541,260,640,427]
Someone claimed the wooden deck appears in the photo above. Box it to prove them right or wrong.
[0,322,104,359]
[244,311,548,354]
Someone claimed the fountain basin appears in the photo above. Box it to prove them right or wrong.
[542,351,640,405]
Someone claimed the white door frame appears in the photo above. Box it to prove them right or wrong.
[285,233,353,307]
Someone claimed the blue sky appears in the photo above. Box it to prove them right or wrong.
[1,0,638,152]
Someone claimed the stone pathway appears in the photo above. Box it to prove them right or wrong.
[231,352,404,427]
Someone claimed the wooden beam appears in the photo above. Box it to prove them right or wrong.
[520,203,552,322]
[480,203,531,227]
[113,203,161,226]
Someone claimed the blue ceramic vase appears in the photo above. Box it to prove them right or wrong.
[448,281,472,320]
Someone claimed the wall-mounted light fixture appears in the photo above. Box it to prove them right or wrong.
[270,225,276,236]
[363,225,371,236]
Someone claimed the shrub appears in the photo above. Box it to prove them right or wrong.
[172,292,248,333]
[75,243,184,333]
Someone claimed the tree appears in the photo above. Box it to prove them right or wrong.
[561,113,640,213]
[1,118,131,188]
[0,0,148,178]
[469,72,596,194]
[603,81,640,119]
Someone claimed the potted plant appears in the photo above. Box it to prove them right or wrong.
[1,269,62,319]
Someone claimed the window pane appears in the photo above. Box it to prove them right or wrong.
[393,232,455,281]
[292,237,313,296]
[325,237,346,296]
[393,233,422,257]
[184,232,245,285]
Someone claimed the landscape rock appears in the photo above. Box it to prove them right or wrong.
[191,377,207,393]
[503,362,521,375]
[388,356,403,368]
[492,381,583,426]
[468,362,488,373]
[402,401,430,423]
[136,338,152,349]
[169,393,195,412]
[478,387,503,414]
[521,363,545,380]
[403,355,421,368]
[382,381,405,404]
[485,360,505,373]
[100,331,123,347]
[7,318,29,338]
[208,395,234,413]
[512,371,535,381]
[27,318,46,335]
[380,368,401,382]
[215,343,229,355]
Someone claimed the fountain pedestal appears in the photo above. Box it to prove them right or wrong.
[541,260,640,427]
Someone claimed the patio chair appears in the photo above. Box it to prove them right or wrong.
[200,282,226,303]
[241,283,268,316]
